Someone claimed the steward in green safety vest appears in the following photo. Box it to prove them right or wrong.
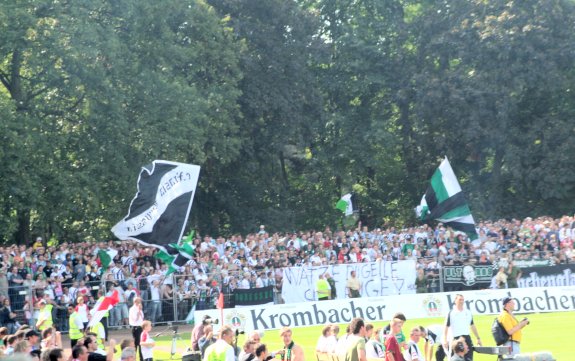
[204,326,236,361]
[68,305,84,348]
[316,274,331,301]
[36,300,54,331]
[90,321,106,350]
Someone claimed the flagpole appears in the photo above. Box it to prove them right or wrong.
[218,287,224,324]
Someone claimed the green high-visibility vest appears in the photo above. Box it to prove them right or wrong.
[316,279,330,299]
[69,313,83,340]
[38,305,53,331]
[90,322,105,350]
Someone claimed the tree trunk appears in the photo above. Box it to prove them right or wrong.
[14,210,30,245]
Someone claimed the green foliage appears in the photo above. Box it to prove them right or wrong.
[1,0,575,243]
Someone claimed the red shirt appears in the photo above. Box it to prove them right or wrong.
[385,335,405,361]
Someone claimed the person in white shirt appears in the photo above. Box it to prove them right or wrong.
[325,325,339,353]
[315,325,332,353]
[442,294,482,361]
[239,274,251,289]
[335,326,351,356]
[365,327,385,359]
[140,320,155,361]
[420,324,445,361]
[148,280,161,324]
[129,298,144,361]
[113,284,129,328]
[255,275,264,288]
[404,327,424,361]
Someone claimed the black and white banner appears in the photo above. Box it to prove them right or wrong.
[234,286,275,306]
[442,264,494,290]
[518,264,575,288]
[112,160,200,249]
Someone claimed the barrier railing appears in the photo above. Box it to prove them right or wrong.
[0,256,566,331]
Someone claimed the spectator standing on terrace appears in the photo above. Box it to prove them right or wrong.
[325,273,336,300]
[346,271,361,298]
[505,261,521,288]
[0,298,17,334]
[494,267,508,289]
[0,269,8,299]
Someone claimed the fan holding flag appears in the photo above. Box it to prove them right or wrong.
[88,289,120,345]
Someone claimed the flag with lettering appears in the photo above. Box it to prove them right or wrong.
[112,160,200,251]
[234,286,274,307]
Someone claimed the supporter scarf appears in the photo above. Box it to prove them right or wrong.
[282,341,294,361]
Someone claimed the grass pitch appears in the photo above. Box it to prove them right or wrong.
[153,311,572,361]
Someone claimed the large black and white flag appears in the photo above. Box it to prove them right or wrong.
[415,157,478,240]
[112,160,200,250]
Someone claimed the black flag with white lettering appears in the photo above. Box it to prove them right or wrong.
[112,160,200,250]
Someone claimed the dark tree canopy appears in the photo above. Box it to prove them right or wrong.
[1,0,574,243]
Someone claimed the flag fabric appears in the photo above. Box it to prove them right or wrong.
[154,237,195,276]
[335,193,353,216]
[88,290,119,327]
[96,249,118,274]
[415,157,478,240]
[112,160,200,250]
[216,291,224,310]
[185,304,196,325]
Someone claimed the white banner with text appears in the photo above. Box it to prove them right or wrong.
[195,286,575,333]
[280,260,417,303]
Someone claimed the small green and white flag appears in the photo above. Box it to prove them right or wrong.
[97,248,118,274]
[336,193,354,216]
[415,157,478,240]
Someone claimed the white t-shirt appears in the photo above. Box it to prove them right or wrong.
[404,340,424,361]
[76,303,89,323]
[445,308,474,339]
[316,335,330,352]
[140,331,154,359]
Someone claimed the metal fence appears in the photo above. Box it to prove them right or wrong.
[0,257,563,331]
[1,276,282,331]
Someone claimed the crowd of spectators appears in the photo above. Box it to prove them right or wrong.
[0,215,573,329]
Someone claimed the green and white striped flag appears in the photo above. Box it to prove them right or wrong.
[335,193,353,216]
[154,231,196,275]
[415,157,478,240]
